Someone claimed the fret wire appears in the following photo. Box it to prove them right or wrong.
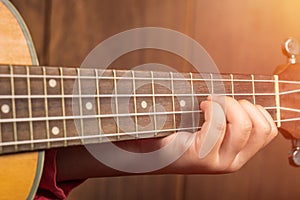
[26,66,34,150]
[131,71,139,138]
[113,70,120,140]
[151,71,158,136]
[170,72,176,130]
[251,74,256,104]
[59,67,67,147]
[95,69,102,142]
[77,68,84,144]
[274,75,281,128]
[189,72,195,132]
[230,74,235,99]
[210,73,214,94]
[0,125,202,147]
[42,67,51,148]
[10,65,18,151]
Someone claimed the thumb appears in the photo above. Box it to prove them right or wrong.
[196,100,226,159]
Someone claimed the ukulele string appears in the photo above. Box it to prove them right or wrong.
[0,125,202,147]
[0,92,280,99]
[1,112,300,147]
[0,107,300,147]
[0,106,283,123]
[1,105,299,124]
[1,64,300,85]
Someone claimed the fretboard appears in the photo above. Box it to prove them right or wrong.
[0,65,278,154]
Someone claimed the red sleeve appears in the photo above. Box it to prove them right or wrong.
[34,149,85,200]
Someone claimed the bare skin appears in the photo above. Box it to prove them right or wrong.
[56,96,278,182]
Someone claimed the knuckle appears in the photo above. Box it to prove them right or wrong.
[225,159,244,172]
[234,120,252,146]
[217,162,232,172]
[260,122,272,136]
[211,161,239,173]
[215,120,226,133]
[272,127,279,136]
[238,99,250,105]
[199,155,244,173]
[240,119,252,134]
[226,164,243,173]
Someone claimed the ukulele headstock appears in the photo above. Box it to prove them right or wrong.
[276,38,300,166]
[276,63,300,139]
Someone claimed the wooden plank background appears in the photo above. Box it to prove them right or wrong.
[10,0,300,199]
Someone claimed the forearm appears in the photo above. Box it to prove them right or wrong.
[56,138,172,182]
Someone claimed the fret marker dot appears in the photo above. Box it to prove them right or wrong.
[141,101,147,109]
[52,126,60,135]
[1,104,10,113]
[85,102,93,110]
[48,79,57,88]
[180,100,186,107]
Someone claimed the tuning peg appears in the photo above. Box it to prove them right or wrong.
[282,38,300,166]
[289,140,300,166]
[282,38,299,64]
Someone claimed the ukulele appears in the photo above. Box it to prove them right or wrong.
[1,0,300,199]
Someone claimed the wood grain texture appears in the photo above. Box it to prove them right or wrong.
[0,1,42,199]
[0,1,31,65]
[11,0,300,200]
[0,152,40,200]
[10,0,47,64]
[66,175,184,200]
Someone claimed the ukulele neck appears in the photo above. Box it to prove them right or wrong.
[0,65,279,154]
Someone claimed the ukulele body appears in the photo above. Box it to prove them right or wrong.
[0,1,44,199]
